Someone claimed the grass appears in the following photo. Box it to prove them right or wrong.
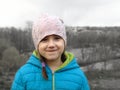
[85,70,120,90]
[85,69,120,80]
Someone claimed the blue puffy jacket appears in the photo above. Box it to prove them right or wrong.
[11,51,90,90]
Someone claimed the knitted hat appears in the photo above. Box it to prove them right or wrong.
[32,14,67,49]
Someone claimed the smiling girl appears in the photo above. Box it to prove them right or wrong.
[11,14,90,90]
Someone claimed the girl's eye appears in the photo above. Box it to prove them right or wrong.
[41,38,48,42]
[54,37,60,40]
[54,36,61,40]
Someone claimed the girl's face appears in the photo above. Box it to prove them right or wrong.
[38,35,65,61]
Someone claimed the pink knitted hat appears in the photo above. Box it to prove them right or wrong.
[32,14,67,49]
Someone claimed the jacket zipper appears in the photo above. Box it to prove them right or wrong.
[52,72,55,90]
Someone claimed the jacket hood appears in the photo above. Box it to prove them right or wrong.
[27,50,79,72]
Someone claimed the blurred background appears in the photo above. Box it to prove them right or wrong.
[0,0,120,90]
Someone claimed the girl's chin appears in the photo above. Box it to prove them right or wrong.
[45,56,59,61]
[46,57,57,61]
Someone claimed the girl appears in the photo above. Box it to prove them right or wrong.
[11,14,90,90]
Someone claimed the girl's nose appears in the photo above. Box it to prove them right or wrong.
[47,39,55,48]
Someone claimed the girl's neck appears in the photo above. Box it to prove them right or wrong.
[46,59,63,72]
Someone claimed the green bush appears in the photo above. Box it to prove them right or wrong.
[0,38,12,60]
[2,47,20,72]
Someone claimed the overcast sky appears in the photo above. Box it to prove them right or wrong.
[0,0,120,28]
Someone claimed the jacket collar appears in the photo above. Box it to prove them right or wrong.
[27,50,78,71]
